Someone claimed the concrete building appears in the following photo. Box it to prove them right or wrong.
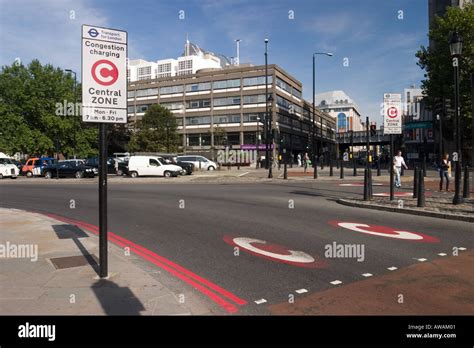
[127,47,336,162]
[315,90,364,133]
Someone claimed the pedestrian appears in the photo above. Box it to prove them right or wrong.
[393,150,408,188]
[303,152,309,173]
[297,153,302,167]
[439,153,451,191]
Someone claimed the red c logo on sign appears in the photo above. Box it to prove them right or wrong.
[91,59,118,86]
[328,221,439,243]
[387,107,398,118]
[223,235,327,268]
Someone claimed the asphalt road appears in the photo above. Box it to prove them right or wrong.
[1,178,472,314]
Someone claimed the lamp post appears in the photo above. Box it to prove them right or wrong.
[265,39,270,172]
[65,69,77,159]
[312,52,333,179]
[449,31,463,205]
[265,39,275,178]
[256,115,261,169]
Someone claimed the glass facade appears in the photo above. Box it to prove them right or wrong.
[213,114,241,124]
[243,75,272,86]
[159,85,184,94]
[213,96,241,107]
[186,82,211,92]
[213,79,240,89]
[186,116,211,125]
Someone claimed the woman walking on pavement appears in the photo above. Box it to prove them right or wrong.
[439,153,451,191]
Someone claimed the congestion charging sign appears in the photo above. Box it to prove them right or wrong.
[383,93,402,135]
[82,25,127,123]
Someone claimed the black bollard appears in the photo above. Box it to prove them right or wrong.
[413,166,419,198]
[329,158,333,177]
[417,169,425,207]
[283,150,288,180]
[340,161,344,179]
[377,158,381,176]
[463,165,470,199]
[363,168,369,201]
[353,163,357,177]
[368,168,373,200]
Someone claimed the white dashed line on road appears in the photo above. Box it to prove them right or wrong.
[438,253,447,256]
[362,273,373,277]
[238,172,250,177]
[295,289,308,294]
[387,266,398,271]
[330,280,342,285]
[416,258,428,262]
[458,247,467,251]
[254,299,267,304]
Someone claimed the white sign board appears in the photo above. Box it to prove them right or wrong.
[383,93,402,134]
[82,25,127,123]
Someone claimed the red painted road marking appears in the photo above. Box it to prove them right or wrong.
[373,192,432,197]
[41,212,247,313]
[223,235,327,268]
[328,221,440,243]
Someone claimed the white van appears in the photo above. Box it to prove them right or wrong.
[0,153,19,179]
[127,156,182,178]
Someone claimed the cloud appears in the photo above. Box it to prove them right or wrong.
[0,0,108,75]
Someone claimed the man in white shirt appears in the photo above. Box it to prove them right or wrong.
[393,150,408,188]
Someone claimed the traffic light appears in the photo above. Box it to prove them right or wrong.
[370,124,376,136]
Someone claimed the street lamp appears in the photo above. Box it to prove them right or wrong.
[312,52,333,179]
[65,69,77,159]
[449,31,463,204]
[264,38,274,178]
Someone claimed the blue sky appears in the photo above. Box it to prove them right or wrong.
[0,0,428,125]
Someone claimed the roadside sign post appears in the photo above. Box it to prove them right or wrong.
[82,25,128,278]
[383,93,402,201]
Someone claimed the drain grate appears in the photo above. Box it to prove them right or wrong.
[49,254,98,269]
[53,224,89,239]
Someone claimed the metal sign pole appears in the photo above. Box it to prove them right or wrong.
[99,123,108,278]
[390,134,394,201]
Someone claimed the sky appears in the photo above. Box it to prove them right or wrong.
[0,0,429,125]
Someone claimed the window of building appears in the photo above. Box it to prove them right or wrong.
[243,94,266,104]
[213,115,241,124]
[243,75,272,86]
[201,134,211,146]
[227,132,240,145]
[138,66,152,76]
[213,96,241,107]
[136,104,149,113]
[185,116,211,125]
[243,113,265,122]
[186,82,211,92]
[160,102,184,110]
[213,79,240,89]
[127,90,135,98]
[186,99,211,109]
[243,132,256,144]
[188,134,200,146]
[159,85,184,94]
[175,118,183,126]
[158,63,172,73]
[127,106,135,113]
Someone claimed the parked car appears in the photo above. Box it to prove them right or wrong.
[60,159,86,166]
[43,162,96,179]
[159,155,194,175]
[22,157,56,177]
[85,157,127,175]
[177,155,217,171]
[10,159,25,172]
[127,156,182,178]
[0,155,19,179]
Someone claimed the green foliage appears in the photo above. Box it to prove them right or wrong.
[0,59,98,157]
[128,104,180,153]
[416,4,473,147]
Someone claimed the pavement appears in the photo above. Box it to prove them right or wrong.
[1,177,472,315]
[0,208,219,315]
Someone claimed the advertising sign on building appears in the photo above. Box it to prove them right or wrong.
[82,25,128,123]
[383,93,402,135]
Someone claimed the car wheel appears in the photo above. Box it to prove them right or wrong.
[0,174,3,179]
[26,171,33,177]
[75,171,84,179]
[45,171,52,179]
[164,171,171,178]
[208,166,215,171]
[11,176,17,179]
[130,171,138,178]
[117,169,123,176]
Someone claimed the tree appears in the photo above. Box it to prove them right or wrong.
[0,59,98,157]
[128,104,180,153]
[416,4,474,161]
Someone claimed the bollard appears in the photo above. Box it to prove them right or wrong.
[283,152,288,180]
[413,166,419,198]
[377,158,381,176]
[329,158,333,176]
[463,165,470,199]
[368,168,373,199]
[340,161,344,179]
[336,160,339,169]
[417,169,425,207]
[353,164,357,177]
[363,168,369,201]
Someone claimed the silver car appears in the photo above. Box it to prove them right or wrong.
[177,155,217,171]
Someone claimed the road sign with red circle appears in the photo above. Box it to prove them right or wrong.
[383,93,402,134]
[387,106,398,118]
[223,235,327,268]
[82,25,127,123]
[328,221,439,243]
[91,60,119,86]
